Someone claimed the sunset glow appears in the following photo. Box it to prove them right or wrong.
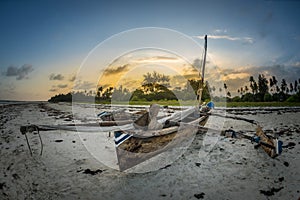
[1,1,300,100]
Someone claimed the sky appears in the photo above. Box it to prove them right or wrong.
[1,0,300,100]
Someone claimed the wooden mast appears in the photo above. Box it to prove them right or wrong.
[197,35,207,106]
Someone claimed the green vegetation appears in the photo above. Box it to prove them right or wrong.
[223,74,300,103]
[217,101,300,107]
[49,71,300,107]
[49,71,210,105]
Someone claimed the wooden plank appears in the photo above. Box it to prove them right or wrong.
[256,126,276,158]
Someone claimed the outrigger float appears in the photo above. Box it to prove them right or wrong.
[20,35,283,171]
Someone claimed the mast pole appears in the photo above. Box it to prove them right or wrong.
[202,35,207,86]
[197,35,207,107]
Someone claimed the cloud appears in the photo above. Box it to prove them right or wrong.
[117,79,142,91]
[57,84,68,88]
[182,65,199,76]
[69,75,76,82]
[195,34,254,44]
[134,56,180,63]
[5,64,34,80]
[222,72,250,81]
[216,64,300,96]
[49,83,69,92]
[291,61,300,67]
[213,29,227,34]
[192,58,202,69]
[223,65,300,83]
[74,80,95,90]
[49,73,64,80]
[103,64,130,75]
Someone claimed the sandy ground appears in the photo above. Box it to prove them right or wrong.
[0,102,300,200]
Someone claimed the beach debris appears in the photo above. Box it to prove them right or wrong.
[82,169,104,175]
[255,126,280,158]
[282,142,296,149]
[210,113,258,125]
[0,182,5,190]
[159,164,171,170]
[12,173,20,180]
[260,187,283,196]
[283,161,289,167]
[232,126,283,158]
[278,177,284,182]
[194,192,205,199]
[224,127,237,138]
[54,139,63,143]
[6,163,13,171]
[20,125,43,156]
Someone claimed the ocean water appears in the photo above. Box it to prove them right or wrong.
[0,100,27,105]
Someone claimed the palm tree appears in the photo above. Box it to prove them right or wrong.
[258,74,268,95]
[227,91,231,98]
[249,76,255,94]
[224,83,227,90]
[276,86,280,93]
[289,83,294,94]
[244,85,249,93]
[253,82,258,94]
[143,72,153,85]
[97,86,103,98]
[271,76,278,94]
[272,76,278,86]
[269,78,274,93]
[281,79,287,93]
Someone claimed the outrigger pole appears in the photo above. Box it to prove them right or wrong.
[197,35,207,106]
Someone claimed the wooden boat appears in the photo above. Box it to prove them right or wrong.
[255,126,282,158]
[19,35,218,171]
[113,35,210,171]
[114,110,210,171]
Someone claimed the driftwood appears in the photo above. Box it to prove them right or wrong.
[20,125,43,156]
[256,126,277,158]
[64,120,133,127]
[209,113,258,125]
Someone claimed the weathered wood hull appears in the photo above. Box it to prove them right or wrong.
[256,126,277,158]
[115,115,209,171]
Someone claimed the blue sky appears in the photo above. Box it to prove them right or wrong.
[1,0,300,100]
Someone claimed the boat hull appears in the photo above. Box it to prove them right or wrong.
[115,115,209,171]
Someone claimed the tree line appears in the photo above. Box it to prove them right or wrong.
[223,74,300,102]
[48,71,300,103]
[48,71,210,103]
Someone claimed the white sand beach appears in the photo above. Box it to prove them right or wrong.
[0,102,300,200]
